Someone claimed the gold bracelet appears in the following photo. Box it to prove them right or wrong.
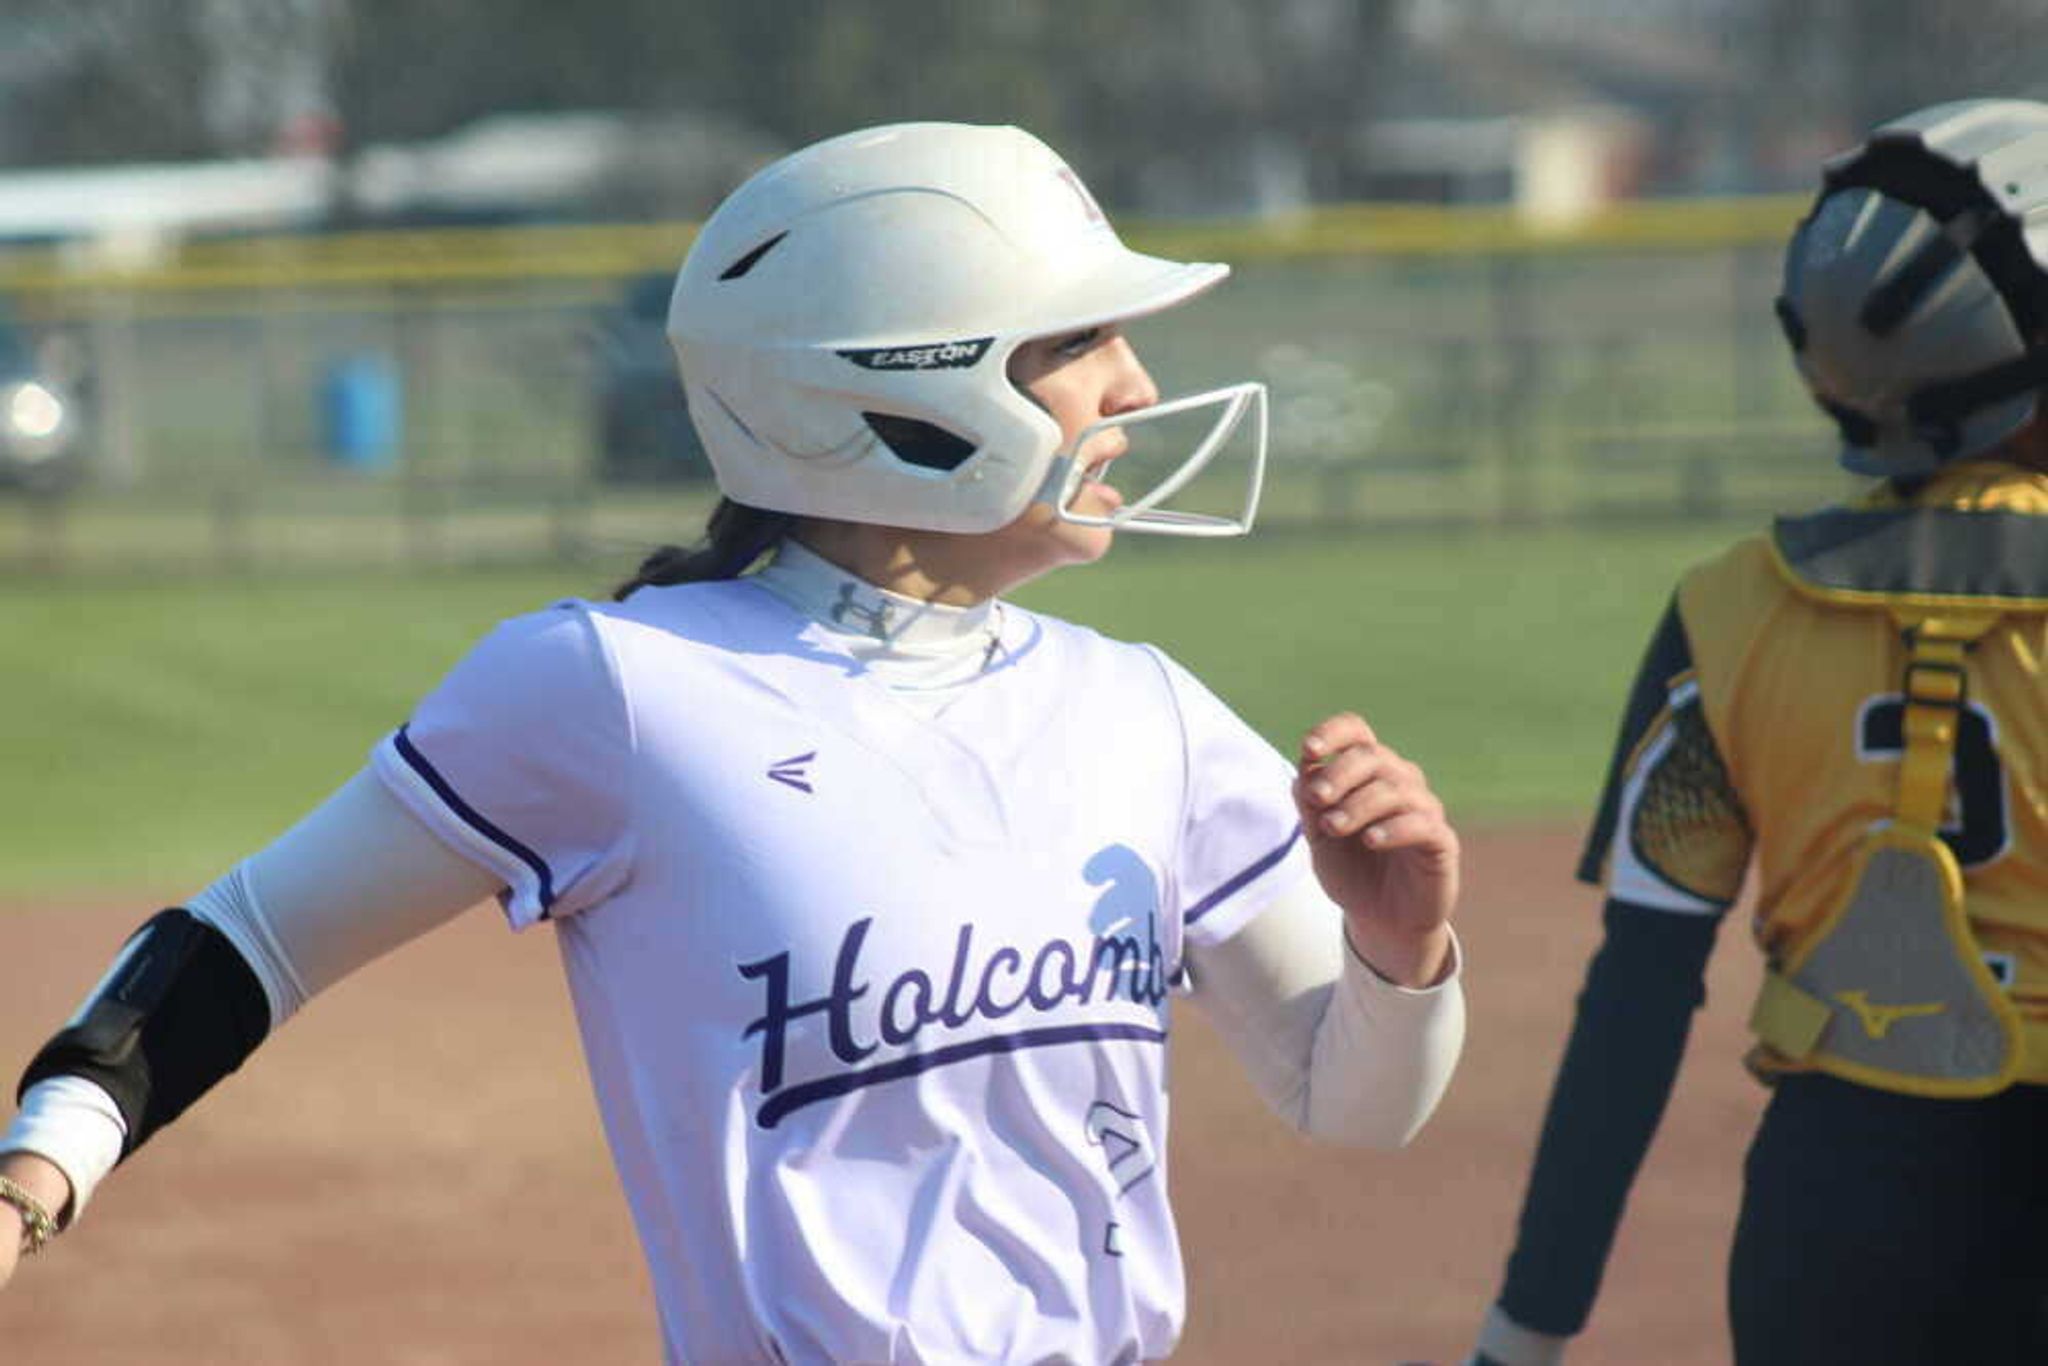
[0,1174,58,1256]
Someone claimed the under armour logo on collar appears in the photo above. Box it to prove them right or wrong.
[830,583,897,639]
[767,752,815,793]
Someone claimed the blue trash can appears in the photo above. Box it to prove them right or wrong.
[321,354,402,471]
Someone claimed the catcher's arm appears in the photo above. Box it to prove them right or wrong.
[1473,599,1745,1360]
[1471,900,1718,1361]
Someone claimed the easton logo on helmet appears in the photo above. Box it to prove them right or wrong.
[837,338,993,371]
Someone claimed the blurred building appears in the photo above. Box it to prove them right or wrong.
[1356,6,1744,218]
[0,110,781,254]
[349,110,782,225]
[1356,110,1651,225]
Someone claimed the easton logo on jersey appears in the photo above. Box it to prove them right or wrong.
[766,751,815,793]
[736,844,1171,1129]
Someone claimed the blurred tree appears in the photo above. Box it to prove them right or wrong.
[9,0,2048,208]
[663,0,1403,211]
[1056,0,1403,209]
[0,2,216,164]
[1748,0,2048,137]
[197,0,333,155]
[0,0,1405,214]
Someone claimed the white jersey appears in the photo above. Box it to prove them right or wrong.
[369,577,1310,1364]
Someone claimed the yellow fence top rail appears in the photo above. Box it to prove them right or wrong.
[0,194,1812,293]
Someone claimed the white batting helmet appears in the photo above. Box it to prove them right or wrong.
[1777,98,2048,477]
[666,122,1266,535]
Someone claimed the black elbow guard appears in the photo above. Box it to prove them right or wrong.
[18,908,271,1160]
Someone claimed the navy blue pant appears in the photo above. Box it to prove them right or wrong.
[1729,1075,2048,1365]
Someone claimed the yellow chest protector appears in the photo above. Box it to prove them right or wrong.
[1748,505,2048,1098]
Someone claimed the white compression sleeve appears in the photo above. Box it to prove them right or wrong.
[187,768,504,1029]
[1186,877,1465,1149]
[1,770,502,1220]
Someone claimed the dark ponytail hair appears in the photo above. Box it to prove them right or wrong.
[613,498,795,600]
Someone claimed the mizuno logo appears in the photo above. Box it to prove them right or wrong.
[1834,989,1946,1040]
[767,751,815,793]
[836,338,993,371]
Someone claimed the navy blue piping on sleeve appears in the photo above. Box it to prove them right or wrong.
[1183,825,1304,926]
[392,724,558,912]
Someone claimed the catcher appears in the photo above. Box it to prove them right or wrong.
[1473,98,2048,1366]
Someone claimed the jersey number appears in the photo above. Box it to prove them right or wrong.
[1857,697,2009,868]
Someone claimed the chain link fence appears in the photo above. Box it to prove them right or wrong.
[0,205,1858,575]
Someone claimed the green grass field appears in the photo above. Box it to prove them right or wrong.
[0,521,1743,893]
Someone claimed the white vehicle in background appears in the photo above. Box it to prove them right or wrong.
[0,322,87,495]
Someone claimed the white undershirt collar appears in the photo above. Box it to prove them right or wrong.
[750,540,1008,700]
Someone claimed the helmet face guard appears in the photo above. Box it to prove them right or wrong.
[1041,381,1269,536]
[1777,99,2048,477]
[668,122,1262,535]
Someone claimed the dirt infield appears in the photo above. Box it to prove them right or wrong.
[0,826,1766,1364]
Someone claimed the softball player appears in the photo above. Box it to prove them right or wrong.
[1470,99,2048,1366]
[0,123,1467,1363]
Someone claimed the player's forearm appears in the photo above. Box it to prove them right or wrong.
[1494,901,1717,1337]
[1189,877,1464,1148]
[6,770,498,1223]
[1345,916,1454,989]
[1304,926,1464,1147]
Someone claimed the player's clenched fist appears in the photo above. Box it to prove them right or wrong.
[1293,712,1460,987]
